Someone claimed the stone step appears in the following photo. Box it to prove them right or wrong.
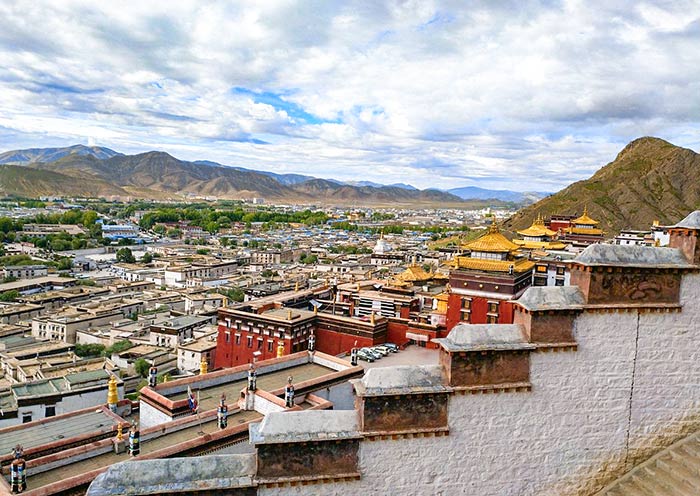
[643,465,694,496]
[619,476,660,496]
[631,470,674,495]
[655,456,700,490]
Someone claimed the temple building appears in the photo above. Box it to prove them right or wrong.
[559,207,605,247]
[445,223,534,330]
[513,214,567,251]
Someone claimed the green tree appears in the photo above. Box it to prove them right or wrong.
[0,290,19,302]
[104,340,133,356]
[134,358,150,377]
[74,343,106,358]
[152,224,166,235]
[141,252,153,263]
[57,258,73,270]
[116,247,135,263]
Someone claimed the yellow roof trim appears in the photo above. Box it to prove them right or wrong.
[452,257,535,273]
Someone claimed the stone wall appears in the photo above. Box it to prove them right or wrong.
[259,273,700,496]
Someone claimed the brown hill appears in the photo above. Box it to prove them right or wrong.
[506,137,700,234]
[0,164,130,198]
[18,150,474,205]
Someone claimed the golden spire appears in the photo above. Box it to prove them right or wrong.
[277,341,285,358]
[488,220,500,234]
[200,358,208,375]
[370,311,375,325]
[107,375,118,407]
[116,423,124,441]
[294,281,299,291]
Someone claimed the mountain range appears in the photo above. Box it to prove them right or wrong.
[0,145,519,206]
[506,137,700,234]
[0,144,539,205]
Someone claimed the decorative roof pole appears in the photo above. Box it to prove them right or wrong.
[128,421,140,457]
[10,445,26,494]
[284,376,295,408]
[148,365,158,388]
[217,393,228,429]
[247,363,257,392]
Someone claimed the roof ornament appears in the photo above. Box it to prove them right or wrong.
[284,376,295,408]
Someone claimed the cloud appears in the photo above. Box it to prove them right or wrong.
[0,0,699,192]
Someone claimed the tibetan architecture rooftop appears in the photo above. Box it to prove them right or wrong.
[516,286,587,312]
[433,324,534,352]
[249,410,360,444]
[571,207,600,226]
[517,214,557,238]
[574,244,694,268]
[671,210,700,229]
[462,223,519,253]
[88,454,257,496]
[352,364,449,396]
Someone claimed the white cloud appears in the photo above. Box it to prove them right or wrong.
[0,0,699,192]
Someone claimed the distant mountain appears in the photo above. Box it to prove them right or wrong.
[0,144,122,165]
[346,181,418,190]
[0,164,129,198]
[506,137,700,234]
[448,186,548,203]
[0,146,477,205]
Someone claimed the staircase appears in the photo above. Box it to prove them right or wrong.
[596,432,700,495]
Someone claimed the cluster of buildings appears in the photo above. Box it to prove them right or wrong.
[1,201,696,496]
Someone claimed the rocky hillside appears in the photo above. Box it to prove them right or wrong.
[507,137,700,234]
[0,164,129,198]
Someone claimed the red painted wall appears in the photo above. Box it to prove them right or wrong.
[445,294,516,332]
[387,320,409,346]
[214,324,291,368]
[315,327,374,356]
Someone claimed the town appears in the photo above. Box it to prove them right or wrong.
[0,194,691,495]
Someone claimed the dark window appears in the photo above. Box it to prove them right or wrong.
[555,278,565,286]
[225,331,230,343]
[556,267,566,275]
[488,302,498,313]
[235,334,241,345]
[534,277,547,286]
[461,298,471,310]
[267,341,273,352]
[257,339,263,350]
[247,336,253,348]
[488,314,497,324]
[22,413,32,424]
[45,405,56,417]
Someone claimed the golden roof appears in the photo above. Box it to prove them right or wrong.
[462,222,519,253]
[397,264,433,283]
[517,214,557,238]
[452,256,535,273]
[566,227,603,236]
[513,239,568,250]
[572,206,600,226]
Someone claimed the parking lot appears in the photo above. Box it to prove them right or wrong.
[358,344,439,370]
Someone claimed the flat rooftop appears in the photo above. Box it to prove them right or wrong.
[167,362,332,412]
[23,409,262,489]
[0,409,119,456]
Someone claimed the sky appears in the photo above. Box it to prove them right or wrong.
[1,0,700,192]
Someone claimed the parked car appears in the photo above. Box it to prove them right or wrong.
[371,346,390,356]
[383,343,400,352]
[361,347,383,360]
[356,350,375,362]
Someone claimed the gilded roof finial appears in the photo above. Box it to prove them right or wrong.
[488,220,500,234]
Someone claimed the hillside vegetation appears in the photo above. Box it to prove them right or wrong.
[507,137,700,233]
